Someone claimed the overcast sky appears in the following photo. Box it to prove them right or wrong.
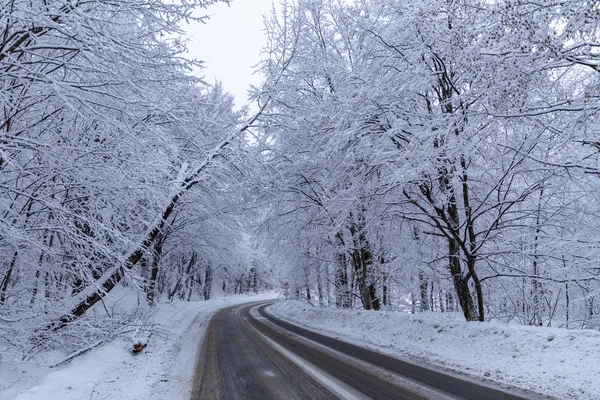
[186,0,274,108]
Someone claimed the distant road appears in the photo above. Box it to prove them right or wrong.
[192,301,543,400]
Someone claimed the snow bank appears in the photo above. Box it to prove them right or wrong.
[268,300,600,400]
[1,292,277,400]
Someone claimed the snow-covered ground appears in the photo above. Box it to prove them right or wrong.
[269,300,600,400]
[4,296,598,400]
[0,292,276,400]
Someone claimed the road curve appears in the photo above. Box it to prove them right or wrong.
[192,301,537,400]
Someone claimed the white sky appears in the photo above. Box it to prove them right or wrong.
[186,0,274,108]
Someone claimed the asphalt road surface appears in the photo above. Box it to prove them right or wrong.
[191,301,544,400]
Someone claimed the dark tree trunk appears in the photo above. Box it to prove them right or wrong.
[460,160,484,322]
[419,270,429,311]
[447,291,455,311]
[382,271,388,307]
[369,284,380,310]
[146,234,165,306]
[565,282,570,329]
[326,263,332,307]
[180,253,197,300]
[203,263,212,300]
[450,238,476,321]
[349,217,374,310]
[466,256,484,321]
[0,251,17,305]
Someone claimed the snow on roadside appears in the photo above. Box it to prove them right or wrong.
[268,300,600,400]
[1,292,276,400]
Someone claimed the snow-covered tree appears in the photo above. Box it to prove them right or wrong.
[255,0,600,326]
[0,0,268,352]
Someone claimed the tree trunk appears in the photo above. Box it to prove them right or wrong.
[369,284,380,310]
[325,263,332,307]
[447,291,455,312]
[419,270,429,311]
[467,256,484,322]
[382,271,389,307]
[450,236,476,321]
[429,279,435,312]
[449,177,481,321]
[0,251,17,305]
[203,263,212,300]
[531,187,545,326]
[146,234,165,306]
[460,163,485,322]
[353,247,372,310]
[565,282,569,329]
[181,253,197,300]
[349,217,374,310]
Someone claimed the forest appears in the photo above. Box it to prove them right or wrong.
[1,0,600,357]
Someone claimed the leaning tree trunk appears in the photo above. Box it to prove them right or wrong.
[41,107,266,334]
